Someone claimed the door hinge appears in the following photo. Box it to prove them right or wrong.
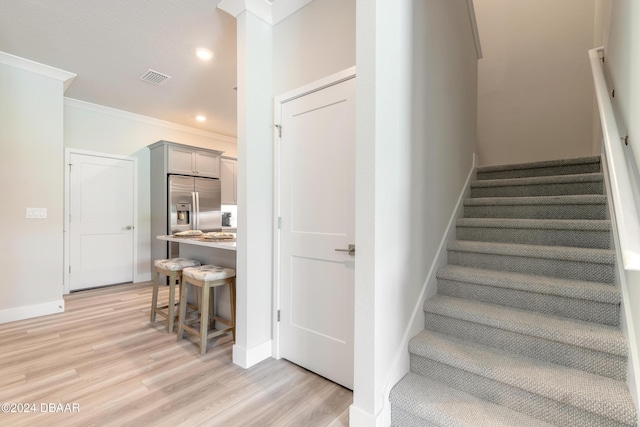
[69,214,71,223]
[278,217,282,229]
[275,124,282,138]
[69,265,71,274]
[277,310,280,322]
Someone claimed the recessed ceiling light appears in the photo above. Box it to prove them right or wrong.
[195,48,213,61]
[196,115,206,122]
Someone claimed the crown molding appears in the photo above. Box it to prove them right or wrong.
[218,0,312,25]
[64,98,237,143]
[0,51,77,92]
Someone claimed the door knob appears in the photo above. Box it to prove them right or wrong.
[335,244,355,255]
[125,225,134,230]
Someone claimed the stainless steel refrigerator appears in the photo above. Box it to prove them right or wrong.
[167,175,221,258]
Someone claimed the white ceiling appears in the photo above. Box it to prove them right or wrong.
[0,0,238,137]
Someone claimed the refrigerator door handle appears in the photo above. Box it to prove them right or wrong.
[195,191,201,231]
[192,192,198,230]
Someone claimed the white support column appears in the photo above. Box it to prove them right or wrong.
[231,10,275,368]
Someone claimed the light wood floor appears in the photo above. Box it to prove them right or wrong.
[0,281,352,426]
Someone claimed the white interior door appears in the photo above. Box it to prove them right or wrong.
[279,75,355,389]
[69,153,134,291]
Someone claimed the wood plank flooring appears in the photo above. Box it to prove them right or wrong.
[0,282,352,426]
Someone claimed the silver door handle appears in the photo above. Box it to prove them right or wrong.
[192,192,198,230]
[125,225,134,230]
[335,244,355,255]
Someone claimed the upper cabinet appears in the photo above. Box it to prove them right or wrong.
[221,156,237,205]
[148,141,223,179]
[168,145,221,178]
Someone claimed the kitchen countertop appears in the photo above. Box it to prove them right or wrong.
[157,235,236,251]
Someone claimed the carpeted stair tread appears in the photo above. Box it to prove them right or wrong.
[477,156,601,173]
[456,218,611,248]
[476,156,601,179]
[447,240,615,265]
[390,372,555,427]
[456,217,611,231]
[464,194,607,207]
[423,295,626,356]
[437,265,620,304]
[447,240,615,283]
[471,172,604,189]
[471,172,604,197]
[464,195,607,220]
[437,266,620,325]
[408,329,636,426]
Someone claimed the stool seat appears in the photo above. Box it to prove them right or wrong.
[154,258,201,271]
[183,265,236,281]
[178,264,236,355]
[151,258,201,333]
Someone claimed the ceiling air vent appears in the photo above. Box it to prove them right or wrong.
[138,69,172,86]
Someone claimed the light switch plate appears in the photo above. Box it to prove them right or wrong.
[26,208,47,219]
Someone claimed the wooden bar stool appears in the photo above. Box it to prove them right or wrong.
[150,258,201,332]
[177,265,236,355]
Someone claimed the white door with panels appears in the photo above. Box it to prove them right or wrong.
[278,72,355,390]
[69,152,135,291]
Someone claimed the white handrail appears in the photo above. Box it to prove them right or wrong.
[589,47,640,271]
[466,0,483,59]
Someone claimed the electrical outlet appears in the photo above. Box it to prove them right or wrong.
[26,208,47,219]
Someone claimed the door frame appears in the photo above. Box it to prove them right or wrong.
[272,66,356,359]
[63,148,139,294]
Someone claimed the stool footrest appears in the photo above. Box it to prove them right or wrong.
[207,327,233,339]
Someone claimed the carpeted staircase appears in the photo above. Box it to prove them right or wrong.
[390,156,638,426]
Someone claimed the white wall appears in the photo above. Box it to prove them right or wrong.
[475,0,597,166]
[352,0,478,424]
[273,0,356,95]
[64,100,236,281]
[0,62,66,321]
[606,0,640,161]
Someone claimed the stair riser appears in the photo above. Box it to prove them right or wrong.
[471,181,603,198]
[477,163,601,180]
[437,279,620,326]
[456,227,610,249]
[448,250,614,283]
[423,312,626,380]
[464,204,607,220]
[410,355,630,427]
[391,407,439,427]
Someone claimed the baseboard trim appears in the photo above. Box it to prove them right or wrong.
[381,154,477,416]
[135,272,152,283]
[232,340,273,369]
[0,299,65,325]
[349,404,384,427]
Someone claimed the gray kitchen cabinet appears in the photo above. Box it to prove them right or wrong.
[168,144,221,178]
[221,156,237,205]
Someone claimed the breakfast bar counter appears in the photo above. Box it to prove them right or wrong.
[156,235,236,269]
